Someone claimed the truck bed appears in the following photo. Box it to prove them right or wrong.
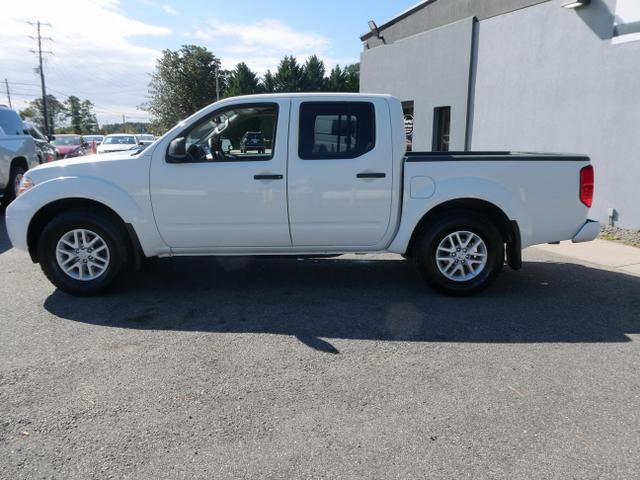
[405,151,589,162]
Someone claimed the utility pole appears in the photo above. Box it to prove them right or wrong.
[4,79,11,108]
[215,64,220,102]
[28,21,53,137]
[122,114,126,132]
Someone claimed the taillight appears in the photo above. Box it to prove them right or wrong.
[580,165,594,208]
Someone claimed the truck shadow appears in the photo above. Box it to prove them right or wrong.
[43,255,640,350]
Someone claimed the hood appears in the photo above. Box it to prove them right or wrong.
[25,151,149,185]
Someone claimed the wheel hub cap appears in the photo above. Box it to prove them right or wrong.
[55,229,110,281]
[436,231,488,282]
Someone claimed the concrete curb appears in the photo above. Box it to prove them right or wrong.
[532,239,640,277]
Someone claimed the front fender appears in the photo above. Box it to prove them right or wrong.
[387,176,532,254]
[6,175,162,256]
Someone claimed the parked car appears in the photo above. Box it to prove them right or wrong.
[0,106,39,203]
[97,134,140,154]
[23,120,56,163]
[6,94,599,296]
[83,135,104,149]
[240,131,266,154]
[51,134,89,159]
[138,134,155,146]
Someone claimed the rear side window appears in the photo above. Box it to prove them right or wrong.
[299,102,375,160]
[0,108,25,136]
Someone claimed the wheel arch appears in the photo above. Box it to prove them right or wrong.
[11,156,29,172]
[27,198,143,266]
[405,198,522,270]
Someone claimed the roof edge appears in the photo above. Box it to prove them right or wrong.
[360,0,438,41]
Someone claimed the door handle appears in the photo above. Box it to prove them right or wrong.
[254,174,284,180]
[357,172,386,179]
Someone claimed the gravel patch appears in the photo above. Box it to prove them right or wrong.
[600,225,640,248]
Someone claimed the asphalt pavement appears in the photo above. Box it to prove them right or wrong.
[1,210,640,479]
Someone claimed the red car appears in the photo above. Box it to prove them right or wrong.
[51,134,89,159]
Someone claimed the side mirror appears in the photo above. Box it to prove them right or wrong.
[49,135,56,141]
[167,137,187,162]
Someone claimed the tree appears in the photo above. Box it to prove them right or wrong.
[343,63,360,92]
[273,56,304,93]
[141,45,224,132]
[261,70,276,93]
[226,62,261,97]
[65,96,83,133]
[80,100,98,133]
[19,94,66,134]
[326,65,346,92]
[302,55,327,92]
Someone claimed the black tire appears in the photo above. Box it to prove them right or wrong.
[414,211,504,296]
[37,209,130,296]
[5,164,26,203]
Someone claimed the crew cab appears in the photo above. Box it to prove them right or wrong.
[5,94,599,296]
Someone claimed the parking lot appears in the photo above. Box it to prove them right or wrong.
[1,208,640,479]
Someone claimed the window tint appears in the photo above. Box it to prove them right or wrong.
[178,104,277,163]
[432,106,451,152]
[299,102,375,160]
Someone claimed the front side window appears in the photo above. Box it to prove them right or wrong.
[299,102,375,160]
[180,104,277,163]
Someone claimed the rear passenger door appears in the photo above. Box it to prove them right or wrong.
[287,98,393,247]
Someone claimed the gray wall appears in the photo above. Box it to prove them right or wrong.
[363,0,550,48]
[471,0,640,228]
[360,18,474,151]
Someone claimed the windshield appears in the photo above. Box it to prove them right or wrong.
[52,136,81,146]
[139,134,154,141]
[84,135,103,141]
[104,135,136,145]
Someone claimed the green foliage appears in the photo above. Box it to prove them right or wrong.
[262,70,276,93]
[100,122,152,135]
[327,65,346,92]
[273,56,304,93]
[19,94,67,134]
[63,96,98,134]
[226,62,261,97]
[343,63,360,93]
[302,55,327,92]
[141,45,226,132]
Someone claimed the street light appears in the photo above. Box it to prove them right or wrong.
[368,20,386,44]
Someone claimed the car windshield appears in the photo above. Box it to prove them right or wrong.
[139,134,154,141]
[85,136,103,141]
[104,135,136,145]
[52,136,81,146]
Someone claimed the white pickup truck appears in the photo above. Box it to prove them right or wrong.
[6,93,599,296]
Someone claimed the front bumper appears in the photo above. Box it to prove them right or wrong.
[572,220,600,243]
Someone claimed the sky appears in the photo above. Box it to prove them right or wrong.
[0,0,419,125]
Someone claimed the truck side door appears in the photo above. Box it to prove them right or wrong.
[150,100,291,250]
[287,98,393,247]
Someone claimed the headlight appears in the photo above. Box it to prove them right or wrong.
[17,175,34,196]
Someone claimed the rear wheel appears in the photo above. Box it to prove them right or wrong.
[37,210,130,296]
[414,212,504,296]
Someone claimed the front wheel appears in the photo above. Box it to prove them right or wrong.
[414,212,504,296]
[37,210,130,296]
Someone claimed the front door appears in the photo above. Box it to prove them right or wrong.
[150,100,291,250]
